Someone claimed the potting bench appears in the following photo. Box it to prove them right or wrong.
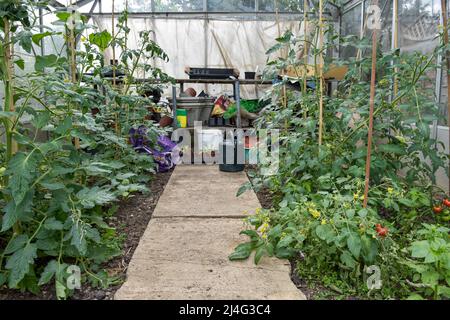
[170,78,273,129]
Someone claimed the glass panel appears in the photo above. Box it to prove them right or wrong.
[100,0,127,12]
[208,0,255,12]
[100,0,154,12]
[258,0,302,12]
[363,0,392,54]
[42,10,67,57]
[76,0,100,13]
[154,0,204,12]
[395,1,441,123]
[398,0,440,53]
[340,4,362,59]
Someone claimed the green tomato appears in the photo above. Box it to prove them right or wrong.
[0,167,6,175]
[121,178,130,185]
[122,191,129,197]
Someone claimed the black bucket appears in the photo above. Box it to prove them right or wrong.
[219,136,245,172]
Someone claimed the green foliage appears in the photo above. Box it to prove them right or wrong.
[230,19,450,299]
[0,2,171,298]
[401,224,450,300]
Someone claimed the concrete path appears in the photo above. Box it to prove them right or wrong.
[115,165,305,300]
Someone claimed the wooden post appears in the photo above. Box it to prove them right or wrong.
[442,0,450,194]
[3,18,18,160]
[69,1,80,149]
[393,0,399,96]
[111,0,120,137]
[363,0,380,208]
[112,0,116,87]
[274,0,288,131]
[318,0,324,145]
[303,0,308,95]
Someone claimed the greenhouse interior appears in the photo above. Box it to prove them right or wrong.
[1,0,450,303]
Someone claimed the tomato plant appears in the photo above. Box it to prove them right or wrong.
[231,17,450,299]
[0,2,171,298]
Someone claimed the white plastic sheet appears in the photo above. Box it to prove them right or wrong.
[93,16,302,98]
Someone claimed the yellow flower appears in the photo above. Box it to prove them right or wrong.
[321,219,327,225]
[308,208,321,219]
[260,222,269,234]
[262,233,268,240]
[387,187,394,194]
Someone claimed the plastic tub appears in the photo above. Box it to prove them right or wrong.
[169,97,215,127]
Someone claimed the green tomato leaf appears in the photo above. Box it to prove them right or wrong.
[76,186,116,209]
[347,233,361,259]
[6,151,39,206]
[4,234,29,255]
[254,246,265,265]
[410,240,430,259]
[5,243,37,288]
[340,250,357,268]
[377,143,406,155]
[236,181,252,197]
[89,30,112,51]
[38,260,58,286]
[43,217,64,231]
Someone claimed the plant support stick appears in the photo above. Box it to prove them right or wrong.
[318,0,324,146]
[274,0,288,131]
[442,0,450,194]
[303,0,309,95]
[3,18,18,161]
[363,0,379,208]
[69,2,80,149]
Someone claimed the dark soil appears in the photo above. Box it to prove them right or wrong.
[289,260,329,300]
[244,165,274,210]
[0,169,173,300]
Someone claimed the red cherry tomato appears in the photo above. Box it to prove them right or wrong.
[433,206,443,214]
[443,199,450,207]
[377,227,388,237]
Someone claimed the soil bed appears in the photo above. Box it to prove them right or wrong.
[0,169,173,300]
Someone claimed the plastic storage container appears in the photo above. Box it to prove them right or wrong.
[176,109,187,128]
[169,97,215,127]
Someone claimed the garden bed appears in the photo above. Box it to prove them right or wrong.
[0,169,173,300]
[245,166,357,300]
